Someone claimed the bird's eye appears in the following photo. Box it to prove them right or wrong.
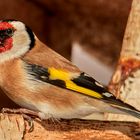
[6,29,13,36]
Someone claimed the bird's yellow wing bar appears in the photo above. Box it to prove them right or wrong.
[48,67,103,99]
[26,63,107,99]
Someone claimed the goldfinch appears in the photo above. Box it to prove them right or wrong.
[0,19,140,120]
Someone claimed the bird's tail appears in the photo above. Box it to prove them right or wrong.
[102,97,140,119]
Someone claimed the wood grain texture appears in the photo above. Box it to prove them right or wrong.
[1,114,140,140]
[22,119,140,140]
[0,114,25,140]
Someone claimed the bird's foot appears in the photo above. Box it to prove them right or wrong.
[22,114,34,132]
[1,108,38,116]
[1,108,39,132]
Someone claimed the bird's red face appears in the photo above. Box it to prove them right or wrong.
[0,20,35,63]
[0,22,15,53]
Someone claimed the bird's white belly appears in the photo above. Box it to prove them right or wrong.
[35,102,99,119]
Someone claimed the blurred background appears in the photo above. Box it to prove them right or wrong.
[0,0,132,108]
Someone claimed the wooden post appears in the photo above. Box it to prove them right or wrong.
[107,0,140,121]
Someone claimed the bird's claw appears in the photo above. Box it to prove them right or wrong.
[22,114,34,132]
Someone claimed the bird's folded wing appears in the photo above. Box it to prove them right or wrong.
[25,62,113,99]
[24,61,140,114]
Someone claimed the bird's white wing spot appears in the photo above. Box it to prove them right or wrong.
[103,92,113,97]
[83,73,90,76]
[95,81,104,88]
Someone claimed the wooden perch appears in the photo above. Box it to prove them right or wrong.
[1,0,140,139]
[1,114,140,140]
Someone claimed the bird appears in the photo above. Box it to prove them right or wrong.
[0,19,140,121]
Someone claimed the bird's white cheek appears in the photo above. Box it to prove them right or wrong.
[12,31,30,50]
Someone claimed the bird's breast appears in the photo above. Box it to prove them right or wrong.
[0,60,37,98]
